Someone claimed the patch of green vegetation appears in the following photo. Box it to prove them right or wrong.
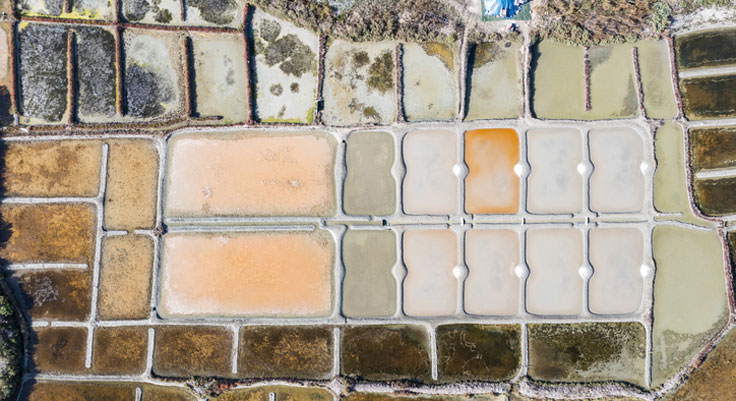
[0,290,22,401]
[347,98,365,114]
[262,33,316,78]
[679,0,735,13]
[259,104,314,124]
[269,84,283,96]
[123,0,179,23]
[533,0,661,46]
[260,19,282,43]
[20,0,64,15]
[352,51,370,68]
[534,0,736,45]
[0,298,12,317]
[123,0,150,21]
[247,0,462,43]
[467,29,521,46]
[362,106,379,119]
[305,105,315,124]
[472,42,502,69]
[253,35,266,55]
[154,8,172,23]
[651,1,673,32]
[421,42,455,70]
[189,0,237,25]
[72,0,107,17]
[469,33,521,70]
[515,2,533,19]
[367,50,394,94]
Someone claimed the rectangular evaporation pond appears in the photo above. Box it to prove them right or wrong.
[18,23,68,123]
[681,74,736,120]
[165,131,337,218]
[76,26,116,120]
[530,40,585,119]
[158,231,335,318]
[690,126,736,171]
[676,28,736,70]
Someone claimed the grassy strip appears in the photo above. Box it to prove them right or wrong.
[678,0,735,13]
[532,0,674,46]
[533,0,736,47]
[246,0,464,43]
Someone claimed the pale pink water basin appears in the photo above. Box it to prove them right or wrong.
[158,231,334,318]
[165,131,336,218]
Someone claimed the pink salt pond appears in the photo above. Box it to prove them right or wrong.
[526,228,584,315]
[464,229,520,315]
[165,131,336,218]
[526,128,583,214]
[588,227,645,314]
[589,127,645,213]
[403,229,458,316]
[402,129,459,215]
[158,231,334,317]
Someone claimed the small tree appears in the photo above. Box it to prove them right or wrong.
[650,1,673,32]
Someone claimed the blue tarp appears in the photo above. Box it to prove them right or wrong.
[483,0,519,17]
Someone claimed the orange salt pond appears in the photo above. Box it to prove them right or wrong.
[464,128,520,214]
[159,231,334,317]
[165,131,336,217]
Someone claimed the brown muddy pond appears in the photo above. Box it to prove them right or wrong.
[694,176,736,216]
[680,74,736,120]
[676,28,736,70]
[690,126,736,171]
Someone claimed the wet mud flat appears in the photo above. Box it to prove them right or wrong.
[680,74,736,120]
[676,28,736,70]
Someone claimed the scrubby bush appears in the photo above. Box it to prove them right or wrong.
[0,292,22,401]
[650,1,674,32]
[533,0,660,46]
[247,0,463,43]
[679,0,735,13]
